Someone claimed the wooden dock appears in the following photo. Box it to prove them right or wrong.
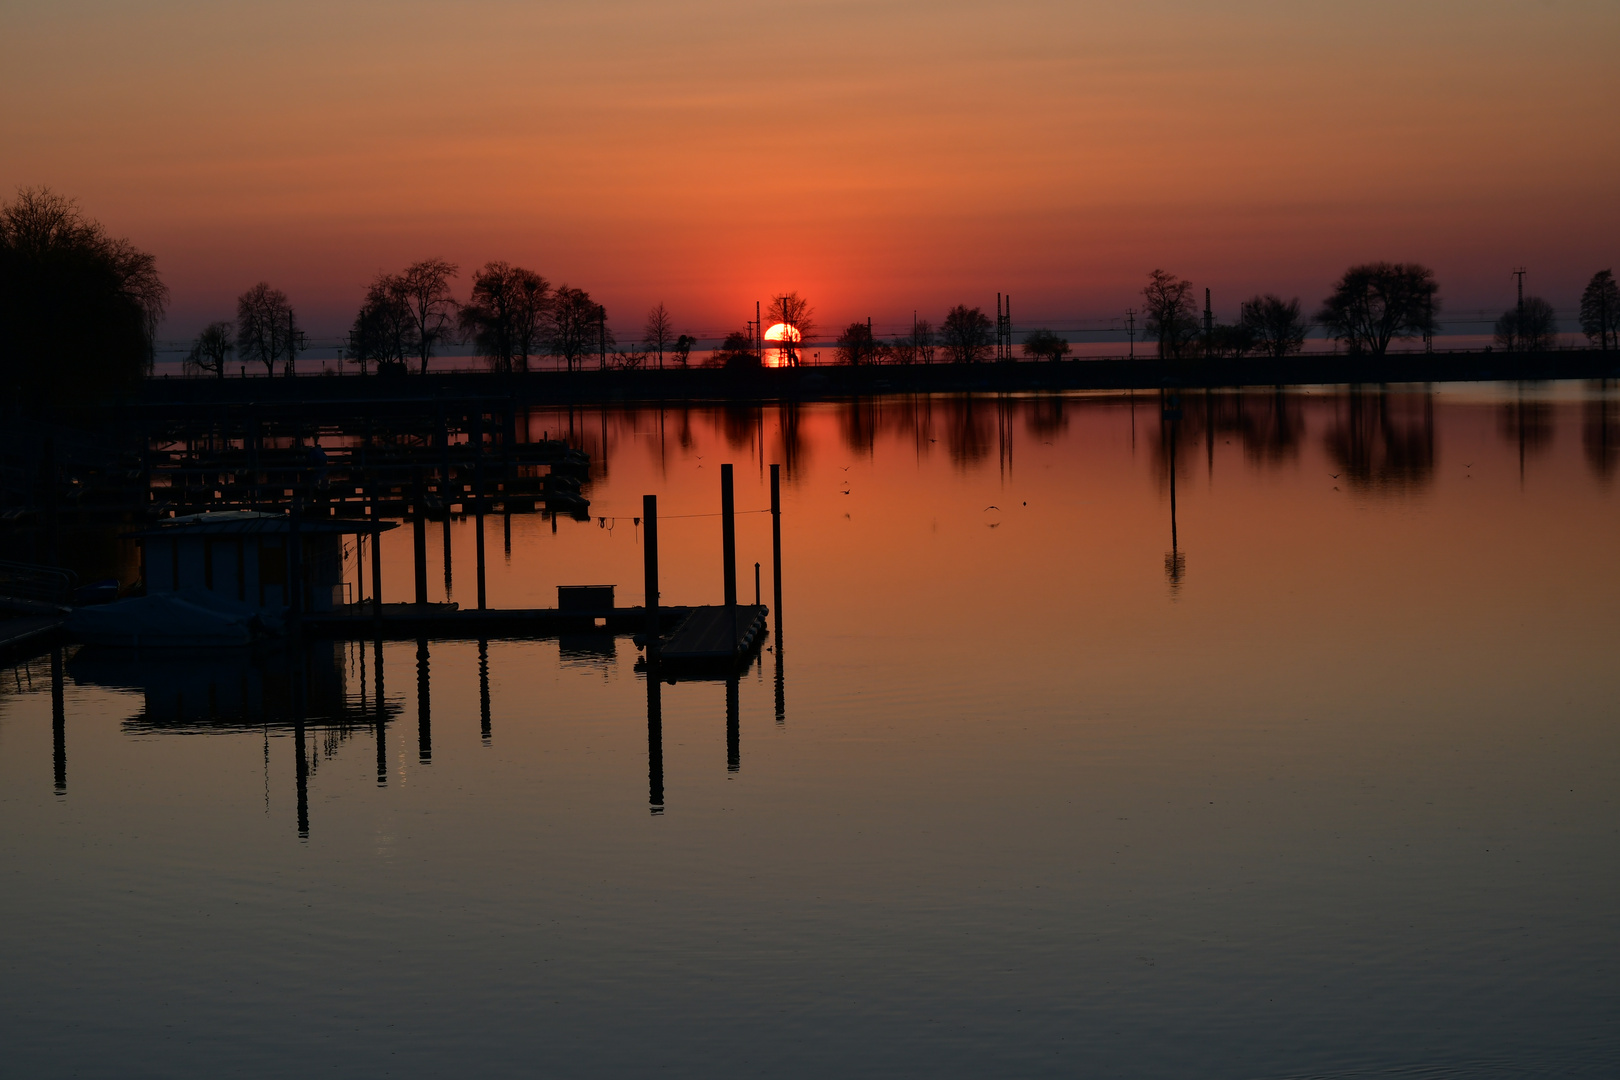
[0,614,67,658]
[656,604,768,671]
[300,603,692,641]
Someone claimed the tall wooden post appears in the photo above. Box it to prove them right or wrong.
[474,411,487,610]
[643,494,659,651]
[370,525,383,617]
[720,464,736,607]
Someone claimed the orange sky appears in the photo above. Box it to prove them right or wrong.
[4,1,1618,340]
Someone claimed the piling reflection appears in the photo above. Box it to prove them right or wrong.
[51,648,65,795]
[416,637,431,764]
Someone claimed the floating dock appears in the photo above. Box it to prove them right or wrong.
[655,604,768,670]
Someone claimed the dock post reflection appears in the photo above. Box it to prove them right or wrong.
[646,665,664,814]
[374,637,387,786]
[51,647,65,795]
[770,463,784,725]
[726,675,740,773]
[478,639,491,744]
[416,637,431,764]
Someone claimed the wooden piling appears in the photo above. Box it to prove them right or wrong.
[721,463,736,607]
[474,414,487,610]
[643,493,659,652]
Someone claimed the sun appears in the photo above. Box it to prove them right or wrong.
[762,322,801,343]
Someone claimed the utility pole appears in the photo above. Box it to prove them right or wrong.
[1203,288,1213,358]
[1126,309,1136,360]
[598,305,607,370]
[1511,268,1527,352]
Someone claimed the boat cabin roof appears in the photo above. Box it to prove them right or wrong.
[128,511,398,539]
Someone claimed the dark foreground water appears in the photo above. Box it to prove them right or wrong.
[3,385,1617,1078]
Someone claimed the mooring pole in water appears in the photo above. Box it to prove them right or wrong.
[754,562,760,607]
[643,494,659,652]
[412,469,428,607]
[474,412,487,611]
[371,523,383,618]
[721,464,737,607]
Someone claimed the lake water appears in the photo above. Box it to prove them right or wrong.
[3,384,1618,1078]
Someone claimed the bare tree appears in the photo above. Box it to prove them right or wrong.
[236,283,299,376]
[395,258,458,374]
[185,321,234,378]
[1580,270,1620,350]
[1021,328,1070,362]
[673,334,696,367]
[642,302,674,369]
[1141,270,1199,360]
[1239,294,1309,357]
[1316,262,1440,356]
[766,292,815,366]
[912,318,936,364]
[549,285,601,372]
[940,304,993,362]
[0,186,168,399]
[1495,296,1558,352]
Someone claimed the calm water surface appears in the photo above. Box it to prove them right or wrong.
[3,385,1618,1077]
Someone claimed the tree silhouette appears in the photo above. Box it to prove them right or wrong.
[396,258,458,374]
[1021,328,1070,362]
[0,187,167,403]
[1201,324,1255,359]
[673,334,696,367]
[1494,296,1558,352]
[549,286,601,372]
[236,283,301,376]
[940,304,993,362]
[713,330,759,369]
[1239,294,1308,357]
[1579,270,1619,350]
[1141,270,1198,360]
[643,302,674,369]
[766,293,815,366]
[459,261,550,374]
[834,321,878,365]
[1317,262,1439,356]
[350,273,414,374]
[185,321,234,378]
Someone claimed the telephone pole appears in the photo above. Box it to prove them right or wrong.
[1126,309,1136,359]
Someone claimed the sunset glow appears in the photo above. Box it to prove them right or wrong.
[4,1,1617,342]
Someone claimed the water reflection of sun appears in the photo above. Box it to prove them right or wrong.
[763,322,801,368]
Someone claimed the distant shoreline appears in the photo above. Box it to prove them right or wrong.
[130,349,1620,411]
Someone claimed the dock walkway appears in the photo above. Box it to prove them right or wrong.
[658,604,768,669]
